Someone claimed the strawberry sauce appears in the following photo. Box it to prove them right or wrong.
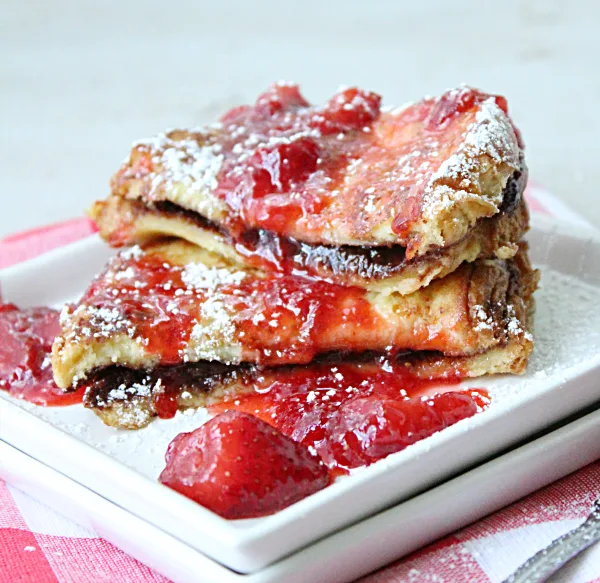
[225,275,377,365]
[78,246,398,368]
[214,84,383,238]
[117,83,521,265]
[211,358,489,474]
[0,303,84,406]
[82,251,201,365]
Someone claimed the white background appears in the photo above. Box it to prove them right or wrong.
[2,0,599,236]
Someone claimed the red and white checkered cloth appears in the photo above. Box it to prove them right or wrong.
[1,185,599,583]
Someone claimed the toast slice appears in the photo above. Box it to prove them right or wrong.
[91,84,527,294]
[52,240,538,429]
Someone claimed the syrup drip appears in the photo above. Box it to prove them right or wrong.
[0,303,84,406]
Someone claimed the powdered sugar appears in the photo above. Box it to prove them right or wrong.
[119,245,144,261]
[465,99,517,163]
[472,304,494,332]
[64,305,136,341]
[482,267,600,404]
[472,302,532,340]
[187,294,239,363]
[181,262,246,291]
[114,266,135,280]
[135,133,224,215]
[506,304,532,340]
[57,243,252,370]
[105,380,153,403]
[421,97,519,221]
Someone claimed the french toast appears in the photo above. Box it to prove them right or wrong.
[91,84,527,294]
[52,240,538,429]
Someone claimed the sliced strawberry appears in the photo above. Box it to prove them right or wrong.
[159,410,329,519]
[326,393,481,468]
[254,83,310,117]
[257,137,320,192]
[314,87,381,133]
[425,86,510,131]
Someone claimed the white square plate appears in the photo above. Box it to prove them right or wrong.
[1,215,599,573]
[3,407,599,583]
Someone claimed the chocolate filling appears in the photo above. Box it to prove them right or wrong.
[499,165,524,214]
[151,163,525,281]
[84,360,240,409]
[83,350,417,410]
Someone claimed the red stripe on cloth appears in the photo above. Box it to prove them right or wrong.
[458,461,600,541]
[0,218,96,270]
[1,218,97,245]
[526,194,552,215]
[359,462,600,582]
[0,528,58,583]
[524,184,551,215]
[32,533,169,583]
[358,535,491,583]
[0,481,29,530]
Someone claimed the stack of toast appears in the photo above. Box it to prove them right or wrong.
[51,83,538,430]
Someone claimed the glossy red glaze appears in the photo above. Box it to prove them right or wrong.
[215,85,513,245]
[227,275,377,365]
[85,249,386,368]
[254,84,310,117]
[215,83,382,236]
[212,359,489,473]
[314,87,382,134]
[83,253,201,365]
[154,389,180,419]
[116,84,521,260]
[424,86,508,131]
[159,410,329,518]
[0,303,84,406]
